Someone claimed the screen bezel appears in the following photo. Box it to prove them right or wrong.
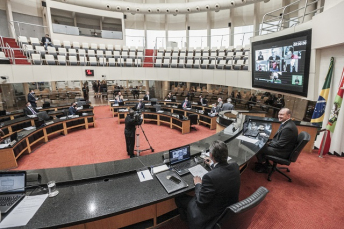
[251,29,312,97]
[169,145,191,165]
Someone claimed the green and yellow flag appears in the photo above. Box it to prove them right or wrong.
[311,57,334,126]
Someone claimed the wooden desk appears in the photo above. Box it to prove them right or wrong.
[118,112,191,134]
[0,115,95,170]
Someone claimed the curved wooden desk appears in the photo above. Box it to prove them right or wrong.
[0,116,272,229]
[0,114,95,170]
[118,111,191,134]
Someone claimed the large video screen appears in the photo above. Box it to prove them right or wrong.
[251,30,312,97]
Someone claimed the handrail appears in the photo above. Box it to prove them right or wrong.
[5,43,15,64]
[260,0,322,35]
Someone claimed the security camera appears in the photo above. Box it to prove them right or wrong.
[187,8,190,12]
[148,9,151,12]
[231,1,235,6]
[136,8,140,12]
[196,6,200,11]
[106,5,110,9]
[116,6,121,10]
[126,7,130,11]
[1,76,8,80]
[166,9,169,12]
[205,5,209,10]
[215,4,220,8]
[157,8,160,12]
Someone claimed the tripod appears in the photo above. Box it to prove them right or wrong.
[135,125,154,156]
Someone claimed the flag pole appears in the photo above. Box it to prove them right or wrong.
[318,130,327,158]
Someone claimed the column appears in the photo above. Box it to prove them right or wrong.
[207,84,212,92]
[229,9,234,46]
[51,82,57,91]
[162,81,169,98]
[253,3,260,36]
[6,0,16,38]
[207,11,211,47]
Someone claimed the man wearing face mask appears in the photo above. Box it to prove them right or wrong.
[68,102,77,115]
[28,90,37,108]
[23,102,39,116]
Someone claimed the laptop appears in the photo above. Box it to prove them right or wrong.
[83,104,90,109]
[169,145,196,176]
[0,171,26,214]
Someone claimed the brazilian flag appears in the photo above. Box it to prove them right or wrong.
[311,57,334,126]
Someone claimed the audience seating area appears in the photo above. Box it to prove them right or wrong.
[18,36,144,67]
[154,45,250,70]
[15,36,249,70]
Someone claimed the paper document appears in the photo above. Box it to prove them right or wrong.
[236,135,259,144]
[152,164,169,174]
[0,144,9,149]
[0,194,48,228]
[188,165,208,178]
[23,126,36,131]
[137,170,153,182]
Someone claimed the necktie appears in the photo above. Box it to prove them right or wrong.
[138,104,140,109]
[29,107,36,115]
[183,102,186,108]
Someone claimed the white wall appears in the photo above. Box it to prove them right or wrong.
[46,0,125,46]
[0,64,250,87]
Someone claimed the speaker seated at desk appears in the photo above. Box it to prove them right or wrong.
[68,102,77,115]
[134,100,145,111]
[181,97,191,109]
[23,102,51,121]
[143,91,150,101]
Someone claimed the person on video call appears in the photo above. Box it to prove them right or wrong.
[124,109,143,158]
[258,51,264,60]
[269,48,280,71]
[284,46,299,73]
[175,140,240,229]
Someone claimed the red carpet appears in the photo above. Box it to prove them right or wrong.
[15,106,216,170]
[13,106,344,228]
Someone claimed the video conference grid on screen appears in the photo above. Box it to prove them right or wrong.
[252,30,311,97]
[170,147,189,163]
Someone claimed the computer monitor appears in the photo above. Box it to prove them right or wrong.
[118,102,125,106]
[169,145,191,165]
[171,98,176,102]
[0,110,6,116]
[42,103,50,108]
[0,171,26,194]
[179,114,184,120]
[151,101,157,106]
[36,111,50,121]
[83,104,90,109]
[197,102,202,106]
[10,132,18,142]
[155,105,161,112]
[143,97,148,101]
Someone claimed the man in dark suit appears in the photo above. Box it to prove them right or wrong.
[181,97,191,109]
[255,108,298,172]
[143,91,150,101]
[124,109,143,158]
[41,34,53,49]
[245,94,257,110]
[68,102,77,115]
[135,100,145,111]
[23,102,39,116]
[28,90,37,108]
[222,98,234,111]
[175,140,240,229]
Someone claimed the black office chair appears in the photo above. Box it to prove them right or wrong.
[188,114,198,131]
[265,131,310,182]
[212,186,269,229]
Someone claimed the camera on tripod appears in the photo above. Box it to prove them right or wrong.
[133,111,142,122]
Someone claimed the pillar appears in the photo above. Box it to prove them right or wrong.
[6,0,16,38]
[50,81,57,91]
[207,12,211,48]
[253,3,260,36]
[229,9,234,46]
[207,84,212,92]
[162,81,169,98]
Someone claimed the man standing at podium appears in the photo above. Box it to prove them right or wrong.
[125,109,143,158]
[175,140,240,229]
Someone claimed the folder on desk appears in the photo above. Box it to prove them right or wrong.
[156,170,188,194]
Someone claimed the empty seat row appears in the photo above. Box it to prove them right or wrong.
[156,45,250,55]
[23,45,144,60]
[156,51,249,61]
[31,53,142,67]
[154,58,249,70]
[17,36,144,53]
